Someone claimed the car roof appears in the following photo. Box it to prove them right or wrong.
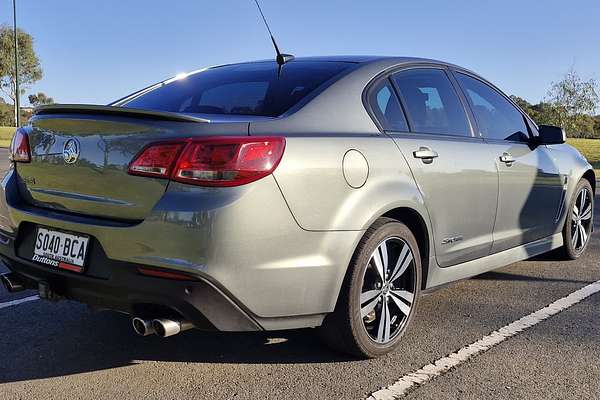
[205,56,474,76]
[211,55,459,67]
[287,55,446,64]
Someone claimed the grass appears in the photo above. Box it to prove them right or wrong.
[567,138,600,173]
[0,126,15,148]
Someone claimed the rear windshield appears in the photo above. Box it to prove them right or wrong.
[120,61,355,117]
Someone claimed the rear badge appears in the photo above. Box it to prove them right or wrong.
[62,138,80,164]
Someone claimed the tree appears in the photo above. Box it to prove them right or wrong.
[0,25,43,107]
[509,95,561,130]
[0,106,12,126]
[28,92,54,107]
[510,95,542,122]
[545,69,599,137]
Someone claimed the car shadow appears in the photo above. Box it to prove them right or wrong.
[0,303,355,383]
[471,270,591,285]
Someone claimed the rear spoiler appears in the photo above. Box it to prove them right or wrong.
[33,104,210,123]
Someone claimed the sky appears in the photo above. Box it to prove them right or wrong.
[1,0,599,106]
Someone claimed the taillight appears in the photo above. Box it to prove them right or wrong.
[173,137,285,187]
[128,137,285,187]
[9,128,31,163]
[128,143,185,178]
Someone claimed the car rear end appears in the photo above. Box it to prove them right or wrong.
[0,60,361,334]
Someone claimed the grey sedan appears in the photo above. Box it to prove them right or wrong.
[0,56,593,357]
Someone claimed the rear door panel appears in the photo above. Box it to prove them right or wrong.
[392,134,498,267]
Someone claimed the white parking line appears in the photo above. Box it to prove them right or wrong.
[0,295,39,310]
[368,280,600,399]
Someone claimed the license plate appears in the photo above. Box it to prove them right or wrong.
[33,227,89,273]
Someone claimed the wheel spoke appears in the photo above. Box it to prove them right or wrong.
[380,240,389,275]
[572,207,579,220]
[580,189,587,211]
[376,300,391,343]
[580,204,592,221]
[389,245,412,283]
[572,223,579,247]
[371,248,386,283]
[383,301,391,342]
[360,289,381,304]
[389,292,412,316]
[579,223,588,247]
[390,289,414,304]
[361,295,380,318]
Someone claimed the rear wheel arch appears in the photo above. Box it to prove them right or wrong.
[380,208,430,290]
[332,207,431,311]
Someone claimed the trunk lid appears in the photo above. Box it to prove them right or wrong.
[16,105,249,220]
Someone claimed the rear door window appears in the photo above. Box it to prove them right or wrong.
[455,73,530,142]
[367,79,409,131]
[392,69,471,137]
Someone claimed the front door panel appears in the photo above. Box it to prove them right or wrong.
[487,142,563,253]
[392,134,498,267]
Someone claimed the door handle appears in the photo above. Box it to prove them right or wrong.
[413,147,439,164]
[499,152,515,165]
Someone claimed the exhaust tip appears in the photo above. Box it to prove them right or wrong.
[152,319,175,338]
[152,318,193,338]
[1,273,26,293]
[132,317,156,336]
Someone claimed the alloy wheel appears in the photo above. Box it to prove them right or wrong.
[359,237,416,344]
[571,187,593,251]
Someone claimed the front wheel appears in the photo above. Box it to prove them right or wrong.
[560,179,594,259]
[319,218,421,358]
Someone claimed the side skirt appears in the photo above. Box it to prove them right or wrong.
[424,233,563,290]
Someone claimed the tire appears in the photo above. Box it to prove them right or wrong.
[560,178,594,260]
[319,217,421,358]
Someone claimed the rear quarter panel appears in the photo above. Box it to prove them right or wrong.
[268,134,430,233]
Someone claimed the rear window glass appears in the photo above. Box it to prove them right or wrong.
[368,79,409,131]
[120,61,355,117]
[392,68,471,137]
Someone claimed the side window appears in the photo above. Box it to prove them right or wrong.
[367,79,409,132]
[392,69,470,136]
[455,73,529,141]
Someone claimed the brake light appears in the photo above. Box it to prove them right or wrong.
[9,128,31,163]
[173,137,285,187]
[128,137,285,187]
[128,143,184,178]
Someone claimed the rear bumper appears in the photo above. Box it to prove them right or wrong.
[0,168,363,330]
[0,243,261,332]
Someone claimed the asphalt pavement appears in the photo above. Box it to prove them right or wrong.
[0,147,598,400]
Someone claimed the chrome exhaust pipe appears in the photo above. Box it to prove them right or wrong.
[151,318,193,338]
[1,273,26,293]
[132,317,156,336]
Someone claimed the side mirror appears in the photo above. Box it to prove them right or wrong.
[537,125,566,145]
